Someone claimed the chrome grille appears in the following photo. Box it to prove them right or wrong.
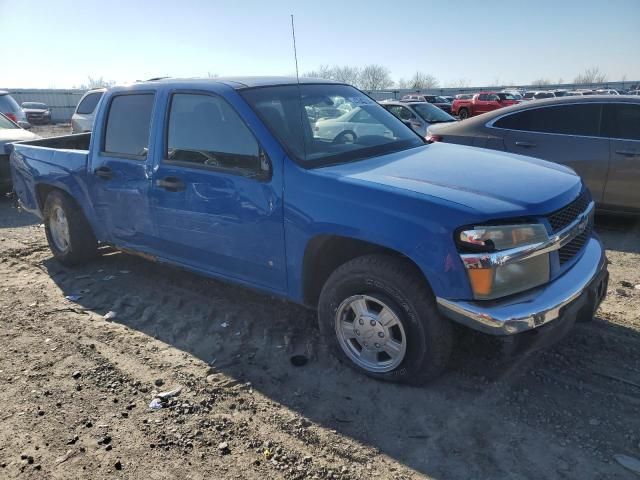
[547,190,591,233]
[558,222,592,264]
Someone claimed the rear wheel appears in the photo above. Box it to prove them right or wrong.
[318,254,453,385]
[458,108,469,120]
[43,190,98,266]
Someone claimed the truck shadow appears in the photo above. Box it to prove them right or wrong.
[41,245,640,478]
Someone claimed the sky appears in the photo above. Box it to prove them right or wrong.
[1,0,639,89]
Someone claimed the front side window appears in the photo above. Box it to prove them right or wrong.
[76,92,104,115]
[103,94,154,157]
[478,94,489,101]
[166,93,263,176]
[493,104,602,136]
[241,84,423,167]
[602,103,640,140]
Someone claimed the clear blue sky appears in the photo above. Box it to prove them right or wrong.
[1,0,639,88]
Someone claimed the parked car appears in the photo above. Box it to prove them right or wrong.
[0,113,40,191]
[381,100,456,137]
[427,96,640,214]
[454,93,474,100]
[21,102,52,125]
[71,88,106,133]
[628,90,640,96]
[314,106,394,141]
[0,91,29,128]
[596,89,621,95]
[400,94,452,114]
[442,96,455,103]
[451,92,519,119]
[9,77,608,384]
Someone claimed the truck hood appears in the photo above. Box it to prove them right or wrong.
[315,143,582,217]
[0,129,40,150]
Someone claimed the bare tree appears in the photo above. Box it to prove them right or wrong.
[574,67,607,84]
[447,78,470,88]
[76,76,116,89]
[304,65,335,80]
[531,78,552,86]
[359,64,394,90]
[400,71,439,89]
[207,72,219,78]
[331,66,360,86]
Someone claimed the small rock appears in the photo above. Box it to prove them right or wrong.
[72,371,82,379]
[218,442,230,455]
[620,281,634,288]
[85,421,93,428]
[105,445,112,451]
[154,379,164,387]
[616,288,628,297]
[114,460,122,470]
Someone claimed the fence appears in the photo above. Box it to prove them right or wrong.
[2,89,85,123]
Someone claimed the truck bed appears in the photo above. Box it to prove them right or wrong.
[9,133,93,217]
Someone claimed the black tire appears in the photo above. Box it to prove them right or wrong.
[458,108,469,120]
[43,190,98,266]
[318,254,453,385]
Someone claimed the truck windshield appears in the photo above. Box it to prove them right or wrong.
[241,84,424,166]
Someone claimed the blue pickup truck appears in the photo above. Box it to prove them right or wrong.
[8,77,608,384]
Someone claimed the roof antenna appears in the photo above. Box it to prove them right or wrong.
[290,14,307,159]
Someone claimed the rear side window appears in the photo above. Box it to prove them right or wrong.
[76,92,104,115]
[0,94,20,113]
[493,104,602,137]
[602,103,640,141]
[104,94,154,157]
[166,93,263,176]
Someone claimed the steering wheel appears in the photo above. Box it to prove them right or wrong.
[332,130,357,145]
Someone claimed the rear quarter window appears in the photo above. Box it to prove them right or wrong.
[602,103,640,140]
[76,92,104,115]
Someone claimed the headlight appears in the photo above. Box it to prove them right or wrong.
[458,224,550,300]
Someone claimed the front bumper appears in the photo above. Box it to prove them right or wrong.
[437,236,608,335]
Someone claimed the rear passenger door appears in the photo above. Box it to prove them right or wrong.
[494,103,610,203]
[88,92,157,249]
[148,91,286,291]
[601,103,640,211]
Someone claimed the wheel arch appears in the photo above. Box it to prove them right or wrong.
[301,234,432,308]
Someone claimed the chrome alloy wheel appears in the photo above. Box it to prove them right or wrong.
[335,295,407,373]
[49,205,71,252]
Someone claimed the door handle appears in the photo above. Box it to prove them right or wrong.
[156,176,186,192]
[515,141,536,148]
[615,149,640,157]
[94,166,112,180]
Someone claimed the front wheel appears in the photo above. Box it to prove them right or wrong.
[43,190,98,266]
[318,255,453,385]
[458,108,469,120]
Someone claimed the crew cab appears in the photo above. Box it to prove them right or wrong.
[8,77,608,385]
[452,92,519,119]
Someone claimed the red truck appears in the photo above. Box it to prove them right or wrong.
[451,92,519,119]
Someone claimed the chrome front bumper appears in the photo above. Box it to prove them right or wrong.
[437,236,608,335]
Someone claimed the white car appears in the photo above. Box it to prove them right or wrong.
[71,88,106,133]
[596,89,621,95]
[314,107,393,143]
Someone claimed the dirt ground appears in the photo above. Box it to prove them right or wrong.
[1,125,640,479]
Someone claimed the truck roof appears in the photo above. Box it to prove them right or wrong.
[136,76,340,89]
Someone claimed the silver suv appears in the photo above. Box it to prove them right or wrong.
[71,88,106,133]
[0,91,29,128]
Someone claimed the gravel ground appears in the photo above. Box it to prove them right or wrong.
[1,126,640,479]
